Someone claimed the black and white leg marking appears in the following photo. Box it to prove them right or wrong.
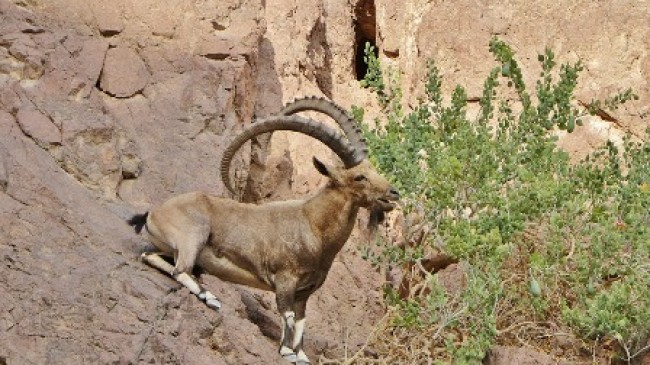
[141,252,221,310]
[197,289,222,309]
[289,317,309,364]
[279,311,298,363]
[278,311,309,364]
[292,299,310,364]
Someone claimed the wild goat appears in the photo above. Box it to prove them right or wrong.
[127,97,399,364]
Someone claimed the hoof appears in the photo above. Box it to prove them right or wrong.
[281,353,298,363]
[198,291,222,310]
[294,352,310,365]
[205,298,222,310]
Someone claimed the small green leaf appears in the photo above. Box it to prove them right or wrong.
[587,280,596,294]
[529,278,542,296]
[567,118,575,132]
[501,63,511,77]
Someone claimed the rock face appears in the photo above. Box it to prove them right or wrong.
[258,0,647,181]
[387,0,648,157]
[1,0,648,364]
[15,107,61,146]
[0,0,385,364]
[0,0,277,363]
[98,47,150,98]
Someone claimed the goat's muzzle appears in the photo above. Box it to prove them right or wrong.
[375,187,400,211]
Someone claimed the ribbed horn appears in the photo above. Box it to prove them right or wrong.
[280,96,369,159]
[220,115,362,194]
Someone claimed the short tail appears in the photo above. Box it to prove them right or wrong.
[127,212,149,234]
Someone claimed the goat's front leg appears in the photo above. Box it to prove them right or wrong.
[291,298,310,364]
[276,276,300,363]
[141,252,221,310]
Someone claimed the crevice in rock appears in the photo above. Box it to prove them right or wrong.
[4,190,29,207]
[133,296,171,363]
[99,29,121,38]
[383,48,399,58]
[202,53,229,61]
[353,0,377,81]
[0,154,9,193]
[307,16,332,98]
[240,291,280,341]
[95,67,104,92]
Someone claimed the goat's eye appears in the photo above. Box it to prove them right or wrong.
[354,174,367,182]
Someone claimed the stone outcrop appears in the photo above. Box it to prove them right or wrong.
[0,0,385,363]
[15,107,61,146]
[98,47,150,98]
[388,0,648,157]
[0,0,279,363]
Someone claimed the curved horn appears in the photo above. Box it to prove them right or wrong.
[220,115,363,194]
[280,96,369,158]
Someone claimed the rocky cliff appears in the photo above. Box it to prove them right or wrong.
[1,0,648,364]
[0,0,385,363]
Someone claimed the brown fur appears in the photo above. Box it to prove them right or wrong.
[143,159,396,292]
[132,158,399,363]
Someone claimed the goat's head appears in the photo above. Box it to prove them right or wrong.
[221,97,399,212]
[312,158,399,211]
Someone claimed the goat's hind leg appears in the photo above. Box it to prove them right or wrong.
[141,252,221,310]
[141,251,175,275]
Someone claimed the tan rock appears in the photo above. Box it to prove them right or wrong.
[640,345,650,365]
[485,346,574,365]
[99,46,150,98]
[197,36,254,61]
[92,4,124,36]
[16,107,61,146]
[376,0,401,57]
[73,38,109,98]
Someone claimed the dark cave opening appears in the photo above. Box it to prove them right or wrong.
[353,0,377,81]
[355,37,378,81]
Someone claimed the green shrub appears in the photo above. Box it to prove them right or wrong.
[356,38,647,363]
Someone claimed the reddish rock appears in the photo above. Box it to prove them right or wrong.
[99,47,150,98]
[92,4,123,36]
[198,36,255,61]
[485,346,575,365]
[4,32,45,79]
[437,263,467,297]
[0,2,280,364]
[73,38,109,98]
[15,107,61,146]
[640,342,650,365]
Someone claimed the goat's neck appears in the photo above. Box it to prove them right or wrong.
[305,186,359,260]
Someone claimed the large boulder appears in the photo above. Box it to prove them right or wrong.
[98,47,150,98]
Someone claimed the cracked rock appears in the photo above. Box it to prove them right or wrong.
[16,107,61,146]
[93,6,124,37]
[98,47,150,98]
[0,152,7,192]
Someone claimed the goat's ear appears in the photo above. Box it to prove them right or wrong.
[313,157,331,177]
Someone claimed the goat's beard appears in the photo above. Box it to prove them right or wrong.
[367,208,386,232]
